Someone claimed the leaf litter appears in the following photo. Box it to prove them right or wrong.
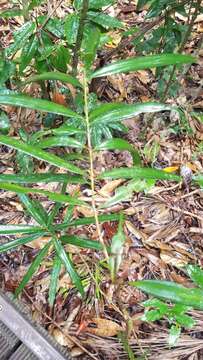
[0,1,203,359]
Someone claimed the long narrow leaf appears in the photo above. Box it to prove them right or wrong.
[90,102,173,125]
[0,173,85,184]
[130,280,203,310]
[61,235,103,250]
[99,167,181,181]
[24,72,82,88]
[0,93,82,118]
[37,136,82,149]
[0,233,45,253]
[48,255,62,307]
[0,182,85,205]
[15,241,52,297]
[0,134,83,174]
[53,236,84,295]
[91,53,196,78]
[19,194,48,227]
[0,213,121,235]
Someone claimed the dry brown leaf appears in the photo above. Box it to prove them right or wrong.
[52,328,74,348]
[160,250,188,267]
[26,236,51,249]
[87,318,123,337]
[137,70,150,84]
[76,205,94,217]
[99,179,123,197]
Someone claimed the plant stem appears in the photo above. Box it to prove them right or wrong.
[83,72,109,261]
[71,0,89,76]
[162,0,201,101]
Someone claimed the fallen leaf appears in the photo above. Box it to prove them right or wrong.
[87,318,123,337]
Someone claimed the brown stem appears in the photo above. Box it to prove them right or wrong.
[71,0,89,76]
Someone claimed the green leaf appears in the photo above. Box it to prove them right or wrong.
[95,138,141,165]
[193,174,203,188]
[0,134,84,174]
[82,24,100,70]
[99,166,181,181]
[0,233,45,253]
[0,93,82,119]
[19,194,48,227]
[90,102,173,125]
[0,173,85,184]
[168,325,181,347]
[0,111,10,134]
[0,213,121,235]
[101,179,154,208]
[0,8,23,18]
[65,14,79,44]
[74,0,114,9]
[15,241,51,297]
[142,298,169,313]
[130,280,203,309]
[108,214,125,281]
[48,255,62,307]
[50,45,70,72]
[141,309,163,322]
[61,235,103,250]
[91,53,196,78]
[175,313,196,328]
[19,35,38,73]
[37,136,83,149]
[6,21,36,57]
[88,11,124,29]
[186,265,203,289]
[24,71,82,88]
[53,236,84,295]
[0,182,85,205]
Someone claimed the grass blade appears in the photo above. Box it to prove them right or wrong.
[19,194,48,227]
[61,235,103,250]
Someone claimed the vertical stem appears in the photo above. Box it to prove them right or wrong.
[71,0,89,76]
[83,72,109,261]
[162,0,201,101]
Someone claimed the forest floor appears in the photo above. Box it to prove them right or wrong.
[0,1,203,359]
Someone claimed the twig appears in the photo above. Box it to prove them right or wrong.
[83,72,109,261]
[71,0,89,76]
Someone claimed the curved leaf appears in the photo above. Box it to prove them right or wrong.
[90,102,173,124]
[24,71,82,88]
[0,93,82,119]
[130,280,203,310]
[99,167,181,181]
[92,53,196,78]
[0,134,83,174]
